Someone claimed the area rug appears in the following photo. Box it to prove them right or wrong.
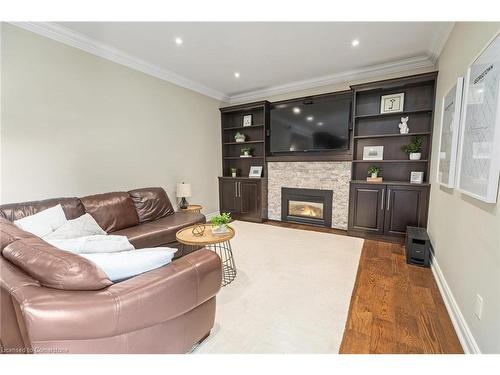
[194,221,364,354]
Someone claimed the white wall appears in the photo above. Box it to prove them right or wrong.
[0,24,223,214]
[428,22,500,353]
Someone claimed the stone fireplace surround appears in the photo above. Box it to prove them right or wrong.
[267,161,351,230]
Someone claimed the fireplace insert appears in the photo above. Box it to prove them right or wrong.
[281,187,333,227]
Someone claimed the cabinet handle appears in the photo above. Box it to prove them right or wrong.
[387,189,391,211]
[235,182,239,197]
[238,182,241,197]
[381,189,385,210]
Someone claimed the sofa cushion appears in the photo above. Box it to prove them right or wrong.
[112,212,205,249]
[0,217,36,251]
[2,237,112,290]
[14,204,67,238]
[0,197,85,221]
[80,192,139,233]
[128,187,175,223]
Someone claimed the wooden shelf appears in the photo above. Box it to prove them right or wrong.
[354,132,431,139]
[352,159,428,163]
[223,124,264,131]
[355,109,433,120]
[350,180,430,187]
[223,156,265,160]
[223,140,264,145]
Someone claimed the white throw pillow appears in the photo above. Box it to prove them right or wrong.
[14,204,67,237]
[80,248,177,282]
[46,235,135,254]
[44,213,107,240]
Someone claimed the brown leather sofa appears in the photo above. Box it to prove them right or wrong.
[0,187,222,354]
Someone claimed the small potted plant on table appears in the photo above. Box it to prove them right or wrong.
[240,147,253,157]
[402,136,423,160]
[230,167,237,178]
[211,212,232,235]
[367,166,383,182]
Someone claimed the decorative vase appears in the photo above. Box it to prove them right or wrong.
[371,173,378,179]
[231,172,237,177]
[244,151,250,157]
[212,224,229,235]
[235,138,245,143]
[409,152,422,160]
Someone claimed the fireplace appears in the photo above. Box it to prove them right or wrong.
[281,187,333,227]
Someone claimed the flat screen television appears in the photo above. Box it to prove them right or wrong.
[269,93,352,153]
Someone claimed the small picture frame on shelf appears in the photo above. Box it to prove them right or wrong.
[362,146,384,160]
[242,114,252,127]
[249,166,263,178]
[380,93,405,114]
[410,171,424,184]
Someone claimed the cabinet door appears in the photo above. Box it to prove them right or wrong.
[239,180,261,221]
[219,179,239,214]
[349,183,386,234]
[384,185,429,236]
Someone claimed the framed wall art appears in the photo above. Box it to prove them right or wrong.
[437,77,464,188]
[457,33,500,203]
[380,93,404,114]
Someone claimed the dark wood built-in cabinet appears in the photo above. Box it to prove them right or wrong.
[348,72,437,240]
[218,177,267,222]
[218,101,270,222]
[349,182,429,238]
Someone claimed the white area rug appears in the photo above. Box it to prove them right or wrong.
[194,221,364,353]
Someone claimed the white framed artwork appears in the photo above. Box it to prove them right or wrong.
[242,114,252,127]
[380,93,404,114]
[362,146,384,160]
[249,166,263,178]
[457,33,500,203]
[437,77,464,188]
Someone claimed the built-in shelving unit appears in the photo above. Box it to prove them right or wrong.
[348,72,437,240]
[350,72,437,183]
[220,101,269,178]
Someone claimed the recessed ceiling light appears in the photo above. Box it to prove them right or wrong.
[175,37,183,45]
[351,39,360,47]
[317,122,324,126]
[234,72,240,78]
[306,116,314,121]
[293,107,301,114]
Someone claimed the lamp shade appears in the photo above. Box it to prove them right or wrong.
[176,182,192,198]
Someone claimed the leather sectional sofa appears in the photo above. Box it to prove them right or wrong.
[0,187,222,354]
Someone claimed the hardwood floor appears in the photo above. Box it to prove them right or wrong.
[340,240,462,354]
[264,221,463,354]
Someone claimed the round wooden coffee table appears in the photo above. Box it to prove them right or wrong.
[180,204,203,213]
[176,224,236,287]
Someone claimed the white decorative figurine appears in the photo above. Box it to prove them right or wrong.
[399,116,409,134]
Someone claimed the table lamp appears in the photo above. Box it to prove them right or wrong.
[176,182,192,209]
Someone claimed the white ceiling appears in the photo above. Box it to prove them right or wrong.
[15,22,453,102]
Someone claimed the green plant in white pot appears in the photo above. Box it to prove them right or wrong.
[367,166,382,179]
[234,132,246,143]
[402,136,423,160]
[241,147,253,157]
[211,212,232,235]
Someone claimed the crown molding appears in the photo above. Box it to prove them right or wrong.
[9,22,230,102]
[428,22,455,64]
[228,55,435,104]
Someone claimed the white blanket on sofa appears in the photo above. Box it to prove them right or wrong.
[45,235,135,254]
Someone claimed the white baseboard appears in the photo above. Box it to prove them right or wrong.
[430,253,481,354]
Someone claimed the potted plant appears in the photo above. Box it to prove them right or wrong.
[230,167,237,178]
[210,212,232,235]
[402,136,423,160]
[234,132,246,143]
[241,147,253,157]
[367,165,382,179]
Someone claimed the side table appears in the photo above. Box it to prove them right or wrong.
[176,224,236,287]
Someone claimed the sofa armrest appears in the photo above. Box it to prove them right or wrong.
[8,249,221,343]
